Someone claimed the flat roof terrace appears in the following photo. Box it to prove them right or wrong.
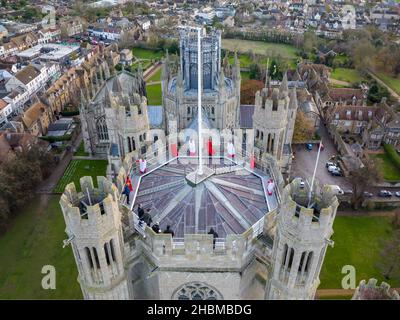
[132,157,275,238]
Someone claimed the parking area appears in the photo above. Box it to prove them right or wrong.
[290,126,352,191]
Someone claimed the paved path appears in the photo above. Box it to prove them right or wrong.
[291,125,352,190]
[329,78,351,87]
[144,63,162,82]
[316,289,354,298]
[337,209,397,217]
[37,133,82,194]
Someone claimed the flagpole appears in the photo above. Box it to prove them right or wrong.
[197,27,203,175]
[308,140,322,207]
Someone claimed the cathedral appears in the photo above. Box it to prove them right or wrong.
[64,27,338,300]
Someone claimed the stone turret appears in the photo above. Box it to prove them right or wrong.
[352,279,400,300]
[265,178,339,300]
[60,176,129,299]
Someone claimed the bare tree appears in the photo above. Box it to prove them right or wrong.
[348,158,382,210]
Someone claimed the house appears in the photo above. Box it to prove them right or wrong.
[59,17,85,38]
[44,67,86,115]
[326,104,376,134]
[38,28,61,44]
[4,63,60,114]
[0,131,48,163]
[0,25,8,40]
[362,99,400,151]
[120,49,133,66]
[0,98,12,124]
[317,87,366,117]
[20,101,53,136]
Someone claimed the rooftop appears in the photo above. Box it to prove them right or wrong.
[133,157,276,238]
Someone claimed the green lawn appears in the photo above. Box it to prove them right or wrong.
[371,153,400,181]
[222,39,298,61]
[0,158,109,299]
[147,67,162,83]
[0,195,82,299]
[74,141,89,157]
[146,83,162,105]
[320,216,398,289]
[228,53,253,68]
[54,159,108,193]
[376,72,400,96]
[132,48,164,60]
[241,71,250,81]
[331,68,365,84]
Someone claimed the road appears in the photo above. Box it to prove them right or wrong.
[291,126,400,198]
[291,125,352,190]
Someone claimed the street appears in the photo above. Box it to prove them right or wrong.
[291,126,400,200]
[291,125,352,190]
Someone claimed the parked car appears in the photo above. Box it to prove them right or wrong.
[306,143,313,150]
[378,190,392,197]
[363,192,373,198]
[332,186,344,195]
[299,180,305,188]
[326,161,335,168]
[331,169,342,176]
[327,165,339,173]
[395,191,400,197]
[343,190,353,195]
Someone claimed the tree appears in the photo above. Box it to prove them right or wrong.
[302,31,319,54]
[348,159,382,210]
[352,39,376,71]
[292,111,315,143]
[368,82,389,104]
[377,230,400,282]
[240,80,264,104]
[249,63,262,80]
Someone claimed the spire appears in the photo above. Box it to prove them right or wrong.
[265,57,270,88]
[279,72,289,99]
[161,57,169,81]
[219,67,225,86]
[289,87,298,110]
[177,66,183,87]
[112,76,123,93]
[104,84,113,108]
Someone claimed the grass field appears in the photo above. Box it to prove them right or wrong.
[146,83,162,105]
[54,159,108,193]
[371,153,400,181]
[376,72,400,96]
[132,47,164,60]
[0,196,82,299]
[74,141,89,157]
[147,67,162,83]
[320,216,398,289]
[331,68,365,84]
[0,157,109,299]
[222,39,298,61]
[241,71,250,81]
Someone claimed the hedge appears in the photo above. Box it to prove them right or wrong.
[40,135,72,143]
[383,143,400,169]
[60,111,79,117]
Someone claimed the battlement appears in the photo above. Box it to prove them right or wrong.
[131,223,272,270]
[60,176,122,235]
[352,279,400,300]
[279,178,339,233]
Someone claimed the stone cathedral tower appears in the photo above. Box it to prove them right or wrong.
[60,176,129,299]
[252,73,298,174]
[266,178,338,300]
[162,27,240,133]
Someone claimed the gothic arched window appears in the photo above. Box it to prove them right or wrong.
[172,282,223,300]
[96,116,109,142]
